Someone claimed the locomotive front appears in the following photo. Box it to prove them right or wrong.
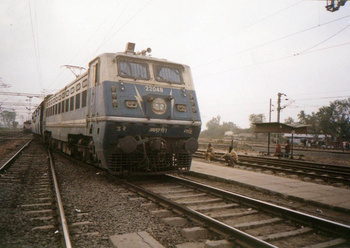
[93,43,201,175]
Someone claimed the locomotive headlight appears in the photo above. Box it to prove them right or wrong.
[125,100,138,109]
[151,98,167,115]
[176,104,187,112]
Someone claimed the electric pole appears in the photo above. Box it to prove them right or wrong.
[277,92,286,123]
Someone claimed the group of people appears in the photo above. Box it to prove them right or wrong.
[204,143,239,167]
[274,140,291,158]
[204,140,292,166]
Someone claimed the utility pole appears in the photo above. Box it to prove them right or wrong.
[277,92,286,123]
[267,98,272,155]
[276,92,286,144]
[26,96,33,120]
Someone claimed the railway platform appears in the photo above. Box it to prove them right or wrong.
[189,159,350,212]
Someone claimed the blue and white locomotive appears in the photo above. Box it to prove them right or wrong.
[32,43,201,175]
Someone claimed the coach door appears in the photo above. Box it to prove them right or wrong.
[87,58,100,135]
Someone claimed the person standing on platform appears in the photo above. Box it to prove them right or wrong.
[222,145,239,167]
[285,140,291,158]
[204,144,215,161]
[274,144,282,158]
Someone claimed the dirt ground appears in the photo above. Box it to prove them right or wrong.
[0,139,27,160]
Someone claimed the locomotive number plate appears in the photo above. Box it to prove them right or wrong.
[145,86,163,93]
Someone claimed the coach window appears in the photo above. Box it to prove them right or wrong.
[82,90,87,108]
[75,93,81,109]
[55,104,58,115]
[65,99,69,112]
[70,96,74,111]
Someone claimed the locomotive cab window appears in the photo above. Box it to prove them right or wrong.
[154,64,184,84]
[117,57,150,80]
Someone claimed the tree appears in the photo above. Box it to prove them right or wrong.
[249,114,265,128]
[297,98,350,141]
[297,110,307,124]
[317,98,350,141]
[201,115,238,138]
[1,111,16,128]
[284,117,295,124]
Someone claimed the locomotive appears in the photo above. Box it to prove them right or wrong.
[32,43,201,175]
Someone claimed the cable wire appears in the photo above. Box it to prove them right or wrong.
[295,24,350,55]
[193,14,350,70]
[28,0,43,89]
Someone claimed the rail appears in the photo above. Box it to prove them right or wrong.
[48,149,72,248]
[0,139,33,172]
[168,174,350,238]
[118,176,277,248]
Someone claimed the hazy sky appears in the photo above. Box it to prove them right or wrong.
[1,0,349,128]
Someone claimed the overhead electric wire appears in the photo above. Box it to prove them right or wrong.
[296,95,350,101]
[46,0,126,93]
[195,40,350,80]
[181,0,304,61]
[295,23,350,55]
[80,0,153,67]
[67,0,123,65]
[47,0,152,93]
[28,0,43,90]
[193,14,350,70]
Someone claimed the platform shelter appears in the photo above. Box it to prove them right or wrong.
[253,122,309,158]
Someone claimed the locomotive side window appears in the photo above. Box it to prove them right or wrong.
[65,99,69,112]
[82,79,88,88]
[154,64,184,84]
[82,90,87,108]
[95,63,100,86]
[117,58,150,80]
[58,102,61,114]
[61,101,65,113]
[75,93,81,109]
[70,96,74,111]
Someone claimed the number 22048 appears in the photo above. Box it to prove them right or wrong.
[145,86,163,93]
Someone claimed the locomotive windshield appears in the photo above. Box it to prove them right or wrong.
[117,58,150,80]
[154,64,183,84]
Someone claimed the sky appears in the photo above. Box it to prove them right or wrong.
[1,0,349,128]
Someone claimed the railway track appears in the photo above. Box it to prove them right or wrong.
[128,174,350,248]
[0,139,73,247]
[4,139,349,247]
[195,150,350,187]
[203,142,350,155]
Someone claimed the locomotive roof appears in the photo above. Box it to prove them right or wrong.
[47,51,190,101]
[97,52,189,68]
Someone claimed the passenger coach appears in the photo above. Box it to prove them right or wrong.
[33,43,201,175]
